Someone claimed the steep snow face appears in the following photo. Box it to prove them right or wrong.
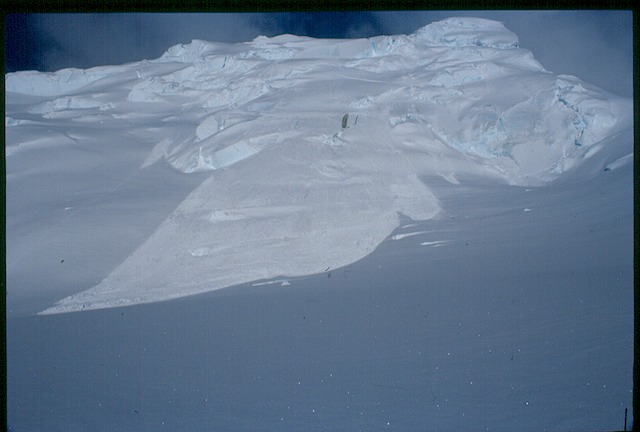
[5,18,631,314]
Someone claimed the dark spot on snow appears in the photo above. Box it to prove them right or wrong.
[327,272,331,278]
[135,409,139,414]
[60,259,64,263]
[342,113,349,129]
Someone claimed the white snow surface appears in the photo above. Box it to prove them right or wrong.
[5,18,634,432]
[5,17,631,315]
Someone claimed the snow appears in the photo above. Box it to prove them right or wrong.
[412,17,520,49]
[6,17,633,431]
[5,68,98,97]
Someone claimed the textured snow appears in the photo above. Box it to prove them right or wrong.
[5,17,634,432]
[5,17,631,315]
[5,68,98,96]
[412,17,520,48]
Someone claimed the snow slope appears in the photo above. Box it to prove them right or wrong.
[5,17,630,314]
[6,17,633,431]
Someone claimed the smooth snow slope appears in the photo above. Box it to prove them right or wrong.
[5,18,630,314]
[5,17,634,432]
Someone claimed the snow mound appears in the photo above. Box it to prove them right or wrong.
[5,18,631,313]
[412,17,519,49]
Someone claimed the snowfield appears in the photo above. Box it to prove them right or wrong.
[6,17,633,431]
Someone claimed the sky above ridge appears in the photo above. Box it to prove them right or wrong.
[5,10,633,97]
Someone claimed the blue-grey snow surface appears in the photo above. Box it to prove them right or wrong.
[6,18,633,431]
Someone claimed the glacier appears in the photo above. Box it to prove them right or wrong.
[5,17,630,314]
[5,17,633,431]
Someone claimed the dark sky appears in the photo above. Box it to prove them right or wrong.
[4,11,633,97]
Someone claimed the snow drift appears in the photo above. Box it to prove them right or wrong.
[5,18,631,314]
